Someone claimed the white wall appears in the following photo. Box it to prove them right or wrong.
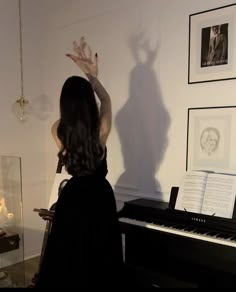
[40,0,236,205]
[1,0,236,259]
[0,0,49,260]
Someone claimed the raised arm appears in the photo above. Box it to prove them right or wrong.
[86,74,111,145]
[66,37,112,145]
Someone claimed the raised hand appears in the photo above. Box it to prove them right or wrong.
[66,37,98,78]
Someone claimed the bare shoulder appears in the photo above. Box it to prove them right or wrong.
[51,120,62,150]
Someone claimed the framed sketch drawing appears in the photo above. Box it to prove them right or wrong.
[188,4,236,84]
[186,106,236,174]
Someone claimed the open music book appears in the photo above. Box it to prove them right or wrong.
[175,171,236,219]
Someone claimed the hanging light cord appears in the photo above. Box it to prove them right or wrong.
[18,0,24,99]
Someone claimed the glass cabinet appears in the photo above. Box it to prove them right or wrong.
[0,156,24,287]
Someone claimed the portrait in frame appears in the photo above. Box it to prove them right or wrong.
[186,106,236,174]
[188,4,236,84]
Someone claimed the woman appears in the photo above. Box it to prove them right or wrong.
[36,37,124,289]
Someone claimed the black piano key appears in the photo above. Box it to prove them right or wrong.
[206,232,219,237]
[153,219,166,225]
[216,234,232,240]
[171,224,186,230]
[183,227,196,232]
[161,223,175,227]
[192,228,208,235]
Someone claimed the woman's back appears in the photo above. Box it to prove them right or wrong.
[36,37,125,289]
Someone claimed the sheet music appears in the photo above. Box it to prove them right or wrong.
[201,173,236,218]
[175,171,208,213]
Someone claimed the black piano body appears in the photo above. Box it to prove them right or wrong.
[119,188,236,288]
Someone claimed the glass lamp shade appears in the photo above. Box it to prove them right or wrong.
[12,97,31,122]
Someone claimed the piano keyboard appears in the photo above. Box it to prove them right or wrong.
[119,217,236,248]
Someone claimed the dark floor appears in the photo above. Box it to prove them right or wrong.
[0,256,40,288]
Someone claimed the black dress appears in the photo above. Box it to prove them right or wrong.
[36,151,125,289]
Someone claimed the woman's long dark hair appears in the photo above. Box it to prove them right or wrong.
[57,76,103,176]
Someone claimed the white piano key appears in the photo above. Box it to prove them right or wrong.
[119,217,236,248]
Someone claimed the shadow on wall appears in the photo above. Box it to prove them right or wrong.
[31,94,53,121]
[115,32,170,199]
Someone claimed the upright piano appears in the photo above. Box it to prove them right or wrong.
[118,188,236,288]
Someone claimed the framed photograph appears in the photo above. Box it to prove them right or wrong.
[186,106,236,174]
[188,4,236,84]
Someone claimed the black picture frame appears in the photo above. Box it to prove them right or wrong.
[186,106,236,173]
[188,4,236,84]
